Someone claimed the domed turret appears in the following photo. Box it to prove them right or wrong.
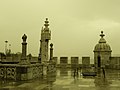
[94,31,112,52]
[93,31,112,68]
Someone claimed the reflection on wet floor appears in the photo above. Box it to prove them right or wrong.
[0,69,120,90]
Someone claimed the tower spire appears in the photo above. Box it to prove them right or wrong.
[44,18,49,31]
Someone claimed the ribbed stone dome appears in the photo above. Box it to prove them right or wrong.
[94,43,111,52]
[94,31,112,52]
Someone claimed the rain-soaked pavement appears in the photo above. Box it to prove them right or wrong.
[0,69,120,90]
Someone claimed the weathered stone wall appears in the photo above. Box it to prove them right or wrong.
[94,52,111,68]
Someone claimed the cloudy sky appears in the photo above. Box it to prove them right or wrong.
[0,0,120,60]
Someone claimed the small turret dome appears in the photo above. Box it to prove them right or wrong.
[94,31,112,52]
[94,43,111,52]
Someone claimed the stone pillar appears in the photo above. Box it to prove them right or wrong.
[19,34,30,65]
[50,43,53,61]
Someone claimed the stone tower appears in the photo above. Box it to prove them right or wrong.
[93,31,112,68]
[39,18,51,63]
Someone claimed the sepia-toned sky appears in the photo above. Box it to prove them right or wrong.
[0,0,120,60]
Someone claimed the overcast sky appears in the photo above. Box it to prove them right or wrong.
[0,0,120,59]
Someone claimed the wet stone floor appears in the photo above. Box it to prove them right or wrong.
[0,69,120,90]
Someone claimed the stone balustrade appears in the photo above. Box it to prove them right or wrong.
[0,64,43,80]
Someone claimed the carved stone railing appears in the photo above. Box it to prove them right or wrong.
[0,64,16,80]
[32,65,43,79]
[0,64,43,80]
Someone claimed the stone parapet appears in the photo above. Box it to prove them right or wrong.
[0,64,43,80]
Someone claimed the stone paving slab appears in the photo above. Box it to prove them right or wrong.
[0,69,120,90]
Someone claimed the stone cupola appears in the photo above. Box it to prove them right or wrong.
[93,31,112,68]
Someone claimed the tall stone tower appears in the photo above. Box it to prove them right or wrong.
[93,31,112,68]
[39,18,51,63]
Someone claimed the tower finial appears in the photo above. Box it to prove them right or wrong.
[99,31,106,43]
[50,43,53,48]
[100,31,105,38]
[46,18,48,21]
[44,18,49,28]
[22,34,27,42]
